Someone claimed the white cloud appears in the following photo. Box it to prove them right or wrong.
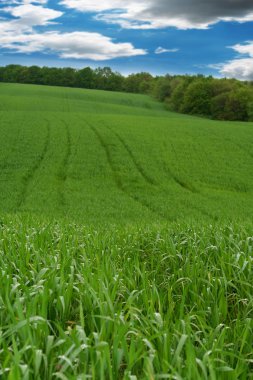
[0,1,146,60]
[155,47,178,54]
[2,4,63,27]
[220,58,253,80]
[60,0,253,30]
[215,42,253,80]
[0,31,147,60]
[231,42,253,57]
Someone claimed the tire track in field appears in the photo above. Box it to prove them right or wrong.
[87,121,169,220]
[17,119,51,209]
[162,142,215,219]
[162,142,203,197]
[163,163,198,194]
[164,142,199,193]
[105,124,203,218]
[105,125,156,186]
[57,120,72,208]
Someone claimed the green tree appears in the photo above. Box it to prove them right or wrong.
[153,76,172,101]
[77,67,95,89]
[181,78,214,116]
[224,88,252,121]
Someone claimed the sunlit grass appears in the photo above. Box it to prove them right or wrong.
[0,83,253,378]
[0,83,253,223]
[0,216,252,379]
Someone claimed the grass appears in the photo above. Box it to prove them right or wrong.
[0,82,253,223]
[0,216,253,379]
[0,83,253,378]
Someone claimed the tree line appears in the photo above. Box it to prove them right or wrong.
[0,64,253,121]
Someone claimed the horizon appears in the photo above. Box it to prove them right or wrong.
[0,63,248,82]
[0,1,253,80]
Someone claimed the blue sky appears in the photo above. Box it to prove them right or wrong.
[0,0,253,79]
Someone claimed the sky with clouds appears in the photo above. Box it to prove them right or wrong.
[0,0,253,79]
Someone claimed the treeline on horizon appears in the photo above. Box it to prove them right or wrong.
[1,64,253,121]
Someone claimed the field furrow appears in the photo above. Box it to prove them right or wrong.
[18,119,51,209]
[0,83,252,222]
[57,120,72,209]
[106,124,156,186]
[88,121,165,219]
[0,83,253,379]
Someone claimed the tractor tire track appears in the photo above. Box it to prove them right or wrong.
[17,119,50,209]
[105,124,208,218]
[87,121,169,220]
[105,124,156,186]
[57,120,71,208]
[163,163,198,194]
[162,142,215,220]
[162,142,198,194]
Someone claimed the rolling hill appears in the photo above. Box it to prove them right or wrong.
[0,83,253,379]
[0,82,253,224]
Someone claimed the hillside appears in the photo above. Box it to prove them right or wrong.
[0,83,253,224]
[0,83,253,379]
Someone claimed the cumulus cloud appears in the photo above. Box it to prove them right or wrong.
[155,47,178,54]
[2,3,63,28]
[219,42,253,80]
[0,31,147,60]
[220,58,253,80]
[0,1,146,60]
[231,42,253,57]
[60,0,253,29]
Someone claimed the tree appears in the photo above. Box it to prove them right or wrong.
[224,88,252,121]
[77,67,95,89]
[168,77,192,112]
[181,78,214,116]
[153,76,172,101]
[124,72,153,93]
[211,92,229,120]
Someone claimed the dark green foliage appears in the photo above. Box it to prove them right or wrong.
[166,77,192,112]
[0,64,125,91]
[76,67,94,88]
[224,88,252,121]
[181,79,214,116]
[211,92,229,120]
[123,72,153,94]
[158,75,253,121]
[211,87,252,120]
[93,67,125,91]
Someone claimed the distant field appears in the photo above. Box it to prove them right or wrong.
[0,83,253,379]
[0,82,253,223]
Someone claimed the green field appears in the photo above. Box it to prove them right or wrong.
[0,83,253,379]
[1,82,253,224]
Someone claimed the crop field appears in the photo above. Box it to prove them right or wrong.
[1,83,253,224]
[0,83,253,379]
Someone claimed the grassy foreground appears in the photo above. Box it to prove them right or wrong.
[0,216,253,379]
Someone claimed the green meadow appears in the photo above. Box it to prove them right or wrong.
[0,83,253,379]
